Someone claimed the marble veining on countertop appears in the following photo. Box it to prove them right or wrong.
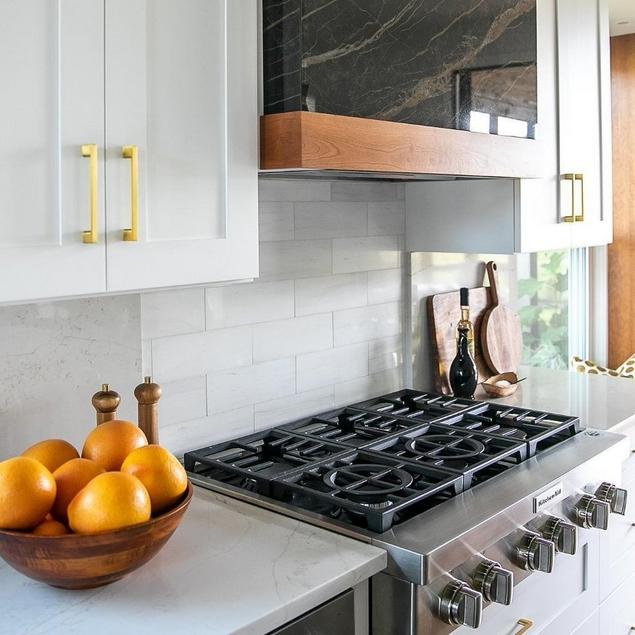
[0,487,386,635]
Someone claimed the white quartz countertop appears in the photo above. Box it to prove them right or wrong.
[492,365,635,433]
[0,487,386,635]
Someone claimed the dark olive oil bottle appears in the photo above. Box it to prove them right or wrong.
[449,325,478,398]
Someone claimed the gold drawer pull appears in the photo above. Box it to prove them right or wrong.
[516,618,535,634]
[562,173,576,223]
[574,173,585,222]
[81,144,99,243]
[122,145,139,241]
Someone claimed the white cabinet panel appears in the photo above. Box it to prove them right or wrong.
[599,573,635,635]
[105,0,258,292]
[0,0,106,303]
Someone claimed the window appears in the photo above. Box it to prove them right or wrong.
[517,248,588,369]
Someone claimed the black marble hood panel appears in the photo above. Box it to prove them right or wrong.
[263,0,537,139]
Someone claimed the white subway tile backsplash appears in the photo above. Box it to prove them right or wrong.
[255,386,335,430]
[368,268,402,304]
[253,313,332,362]
[333,302,401,346]
[206,280,294,330]
[259,202,294,241]
[160,406,255,457]
[334,368,402,407]
[296,342,368,392]
[260,239,332,280]
[333,236,400,273]
[159,375,207,425]
[259,180,331,202]
[294,202,367,239]
[369,335,403,374]
[331,181,402,202]
[141,288,205,340]
[208,358,296,413]
[295,272,367,316]
[368,201,405,236]
[152,326,252,382]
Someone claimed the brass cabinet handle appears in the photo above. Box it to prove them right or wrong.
[122,145,139,241]
[515,618,535,634]
[562,173,576,223]
[574,173,585,222]
[81,144,99,243]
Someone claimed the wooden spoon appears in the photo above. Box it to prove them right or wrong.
[480,261,523,375]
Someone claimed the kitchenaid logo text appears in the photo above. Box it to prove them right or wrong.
[533,482,565,512]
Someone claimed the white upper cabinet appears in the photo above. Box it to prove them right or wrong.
[0,0,258,304]
[0,0,106,303]
[104,0,258,292]
[406,0,612,254]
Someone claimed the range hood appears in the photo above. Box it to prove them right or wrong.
[260,0,541,180]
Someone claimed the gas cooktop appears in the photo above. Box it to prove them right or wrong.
[184,389,580,533]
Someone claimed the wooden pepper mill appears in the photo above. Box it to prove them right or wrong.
[134,376,162,444]
[91,384,121,425]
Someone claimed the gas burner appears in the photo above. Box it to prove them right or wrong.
[322,464,414,503]
[404,435,486,462]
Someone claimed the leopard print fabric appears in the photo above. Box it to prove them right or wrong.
[571,355,635,379]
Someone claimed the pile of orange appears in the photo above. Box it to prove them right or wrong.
[0,420,188,535]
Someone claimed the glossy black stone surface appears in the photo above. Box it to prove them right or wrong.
[263,0,537,138]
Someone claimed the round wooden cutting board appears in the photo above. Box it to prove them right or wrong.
[480,261,523,375]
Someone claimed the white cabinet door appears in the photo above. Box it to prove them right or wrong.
[599,573,635,635]
[104,0,258,292]
[0,0,106,304]
[556,0,612,248]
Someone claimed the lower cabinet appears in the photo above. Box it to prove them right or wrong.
[599,573,635,635]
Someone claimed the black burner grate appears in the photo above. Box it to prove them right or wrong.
[350,389,480,423]
[280,407,433,447]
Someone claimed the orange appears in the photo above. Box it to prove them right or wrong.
[0,457,56,530]
[121,445,188,514]
[51,458,105,522]
[67,472,151,534]
[32,519,68,536]
[22,439,79,473]
[82,420,148,471]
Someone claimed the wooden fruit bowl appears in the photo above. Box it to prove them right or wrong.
[0,482,193,589]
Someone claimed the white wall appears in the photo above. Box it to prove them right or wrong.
[142,179,406,456]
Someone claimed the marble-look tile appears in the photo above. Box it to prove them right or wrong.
[160,406,255,457]
[208,358,296,413]
[333,236,400,273]
[260,239,332,280]
[334,302,401,346]
[334,368,403,407]
[206,280,294,330]
[253,313,332,362]
[152,326,252,382]
[259,202,294,241]
[368,268,402,304]
[331,182,403,202]
[259,179,331,202]
[296,342,368,392]
[141,287,205,340]
[294,202,367,239]
[158,375,207,426]
[368,201,405,236]
[295,272,367,316]
[0,296,141,460]
[369,335,403,374]
[255,386,335,430]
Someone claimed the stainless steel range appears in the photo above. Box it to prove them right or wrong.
[184,390,629,633]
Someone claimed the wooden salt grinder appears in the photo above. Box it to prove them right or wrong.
[134,376,162,444]
[91,384,121,425]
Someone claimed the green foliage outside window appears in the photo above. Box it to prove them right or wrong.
[517,251,569,369]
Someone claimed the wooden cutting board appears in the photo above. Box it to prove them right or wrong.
[480,261,523,375]
[428,286,492,394]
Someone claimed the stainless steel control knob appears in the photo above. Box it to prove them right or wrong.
[516,531,555,572]
[439,580,483,629]
[472,560,513,605]
[575,494,610,530]
[595,482,628,515]
[541,517,577,555]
